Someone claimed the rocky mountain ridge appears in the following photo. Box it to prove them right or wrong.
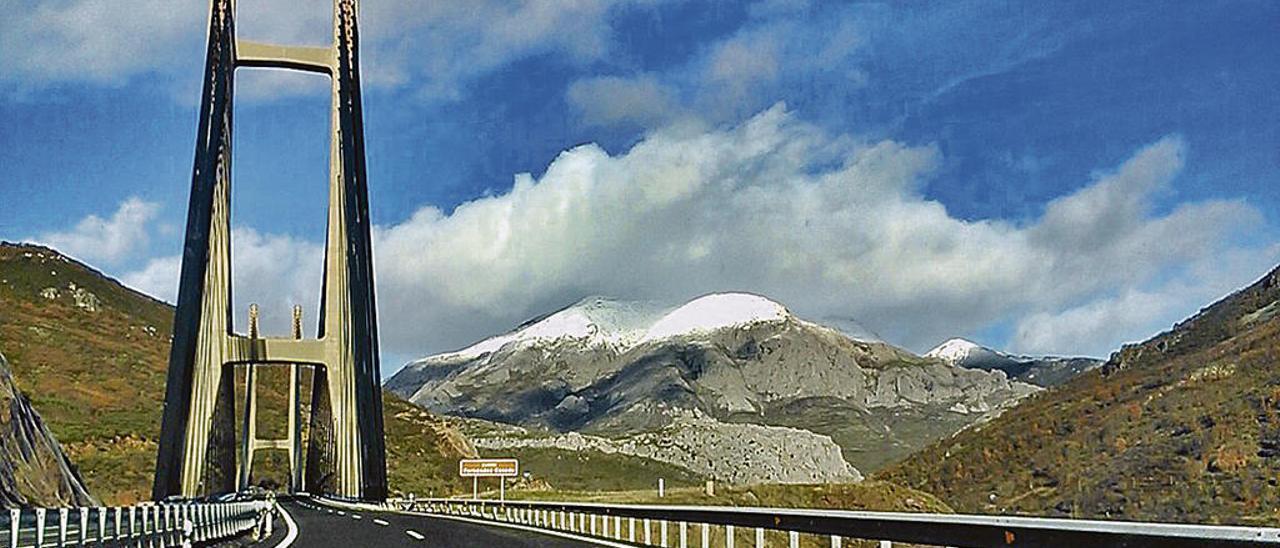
[388,293,1039,481]
[925,338,1103,387]
[882,264,1280,525]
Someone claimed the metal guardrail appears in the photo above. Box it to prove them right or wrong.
[389,496,1280,548]
[0,499,274,547]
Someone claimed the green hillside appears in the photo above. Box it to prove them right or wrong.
[880,265,1280,525]
[0,242,471,504]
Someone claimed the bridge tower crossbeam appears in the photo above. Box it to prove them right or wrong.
[238,305,306,493]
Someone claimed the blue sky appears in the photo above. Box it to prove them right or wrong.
[2,0,1278,376]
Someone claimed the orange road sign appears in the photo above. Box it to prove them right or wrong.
[459,458,519,477]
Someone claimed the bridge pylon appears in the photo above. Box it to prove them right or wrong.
[153,0,386,501]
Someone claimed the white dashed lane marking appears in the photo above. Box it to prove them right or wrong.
[351,514,362,520]
[406,530,425,541]
[373,519,389,526]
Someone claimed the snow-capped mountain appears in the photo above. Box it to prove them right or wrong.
[386,293,1039,482]
[925,338,1103,387]
[925,338,1004,365]
[425,293,792,364]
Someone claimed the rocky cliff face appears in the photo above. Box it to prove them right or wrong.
[387,294,1037,480]
[0,352,96,508]
[473,410,860,485]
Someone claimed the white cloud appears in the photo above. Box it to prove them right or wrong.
[574,9,868,129]
[366,106,1265,362]
[122,228,322,337]
[0,0,204,89]
[1009,244,1280,356]
[120,254,180,303]
[1,0,655,101]
[114,106,1271,372]
[566,74,679,128]
[36,197,159,265]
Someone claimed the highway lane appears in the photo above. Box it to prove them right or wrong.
[279,498,603,547]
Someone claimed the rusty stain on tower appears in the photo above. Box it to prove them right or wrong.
[153,0,386,501]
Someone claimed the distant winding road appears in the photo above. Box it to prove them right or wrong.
[274,498,607,547]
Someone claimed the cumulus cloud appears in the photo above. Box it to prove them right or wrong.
[114,105,1270,372]
[120,254,181,303]
[36,197,159,266]
[367,105,1265,363]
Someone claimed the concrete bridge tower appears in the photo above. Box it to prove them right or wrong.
[153,0,386,501]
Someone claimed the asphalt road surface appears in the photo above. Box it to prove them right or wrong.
[276,498,601,547]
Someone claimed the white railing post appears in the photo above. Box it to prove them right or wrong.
[615,516,622,540]
[35,508,46,548]
[115,506,122,540]
[78,507,87,544]
[630,517,636,543]
[645,518,652,545]
[10,508,20,548]
[701,522,709,548]
[141,504,150,543]
[129,506,136,539]
[789,530,799,548]
[726,524,735,548]
[879,541,892,548]
[756,527,764,548]
[679,521,687,548]
[58,507,67,547]
[98,507,106,543]
[661,519,669,547]
[830,534,841,547]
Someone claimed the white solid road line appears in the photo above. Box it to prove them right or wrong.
[272,504,300,548]
[373,519,390,526]
[406,530,425,540]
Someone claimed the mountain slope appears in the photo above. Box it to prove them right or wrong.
[925,338,1103,387]
[388,294,1037,480]
[881,265,1280,525]
[0,242,474,502]
[0,352,95,507]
